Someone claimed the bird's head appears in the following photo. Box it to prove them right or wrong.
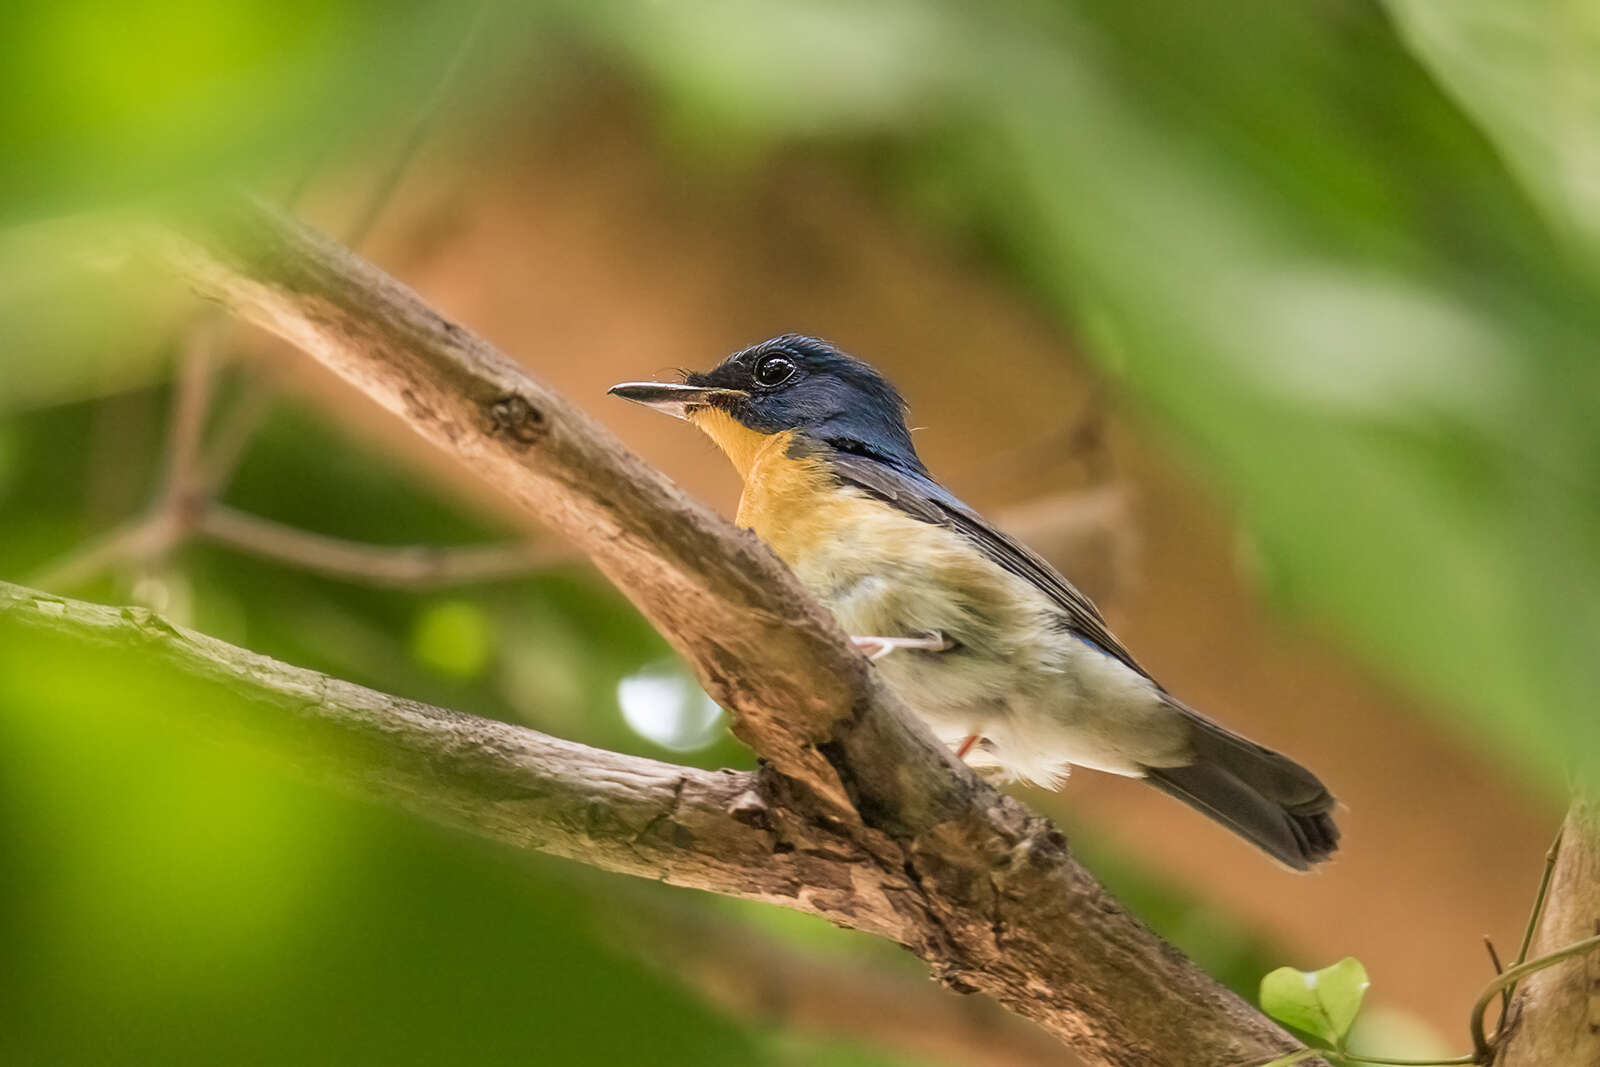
[609,334,925,476]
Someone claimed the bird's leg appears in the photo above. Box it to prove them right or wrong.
[954,734,980,760]
[851,632,954,662]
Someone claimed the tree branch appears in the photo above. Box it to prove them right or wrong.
[27,514,182,591]
[1494,793,1600,1066]
[141,195,1311,1067]
[0,581,902,933]
[195,505,572,588]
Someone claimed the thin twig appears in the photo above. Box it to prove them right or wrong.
[1244,1045,1480,1066]
[200,2,492,485]
[27,515,181,591]
[282,138,333,208]
[956,384,1113,489]
[996,483,1129,544]
[1483,936,1504,977]
[343,1,492,248]
[1240,1049,1323,1067]
[1482,936,1511,1026]
[187,113,330,496]
[1333,1054,1477,1066]
[193,364,281,495]
[1513,826,1564,968]
[157,321,220,514]
[29,331,218,589]
[1241,829,1590,1067]
[196,505,571,588]
[1470,932,1600,1064]
[24,5,493,596]
[632,902,1073,1067]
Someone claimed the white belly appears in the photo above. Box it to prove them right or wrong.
[734,452,1188,788]
[791,537,1186,787]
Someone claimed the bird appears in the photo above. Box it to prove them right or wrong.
[609,334,1338,869]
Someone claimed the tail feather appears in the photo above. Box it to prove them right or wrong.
[1143,701,1338,871]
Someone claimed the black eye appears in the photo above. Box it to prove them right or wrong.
[753,354,797,388]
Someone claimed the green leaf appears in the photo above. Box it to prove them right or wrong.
[1383,0,1600,257]
[1260,957,1371,1047]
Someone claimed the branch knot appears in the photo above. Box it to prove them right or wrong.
[487,394,546,447]
[726,788,772,829]
[119,605,181,642]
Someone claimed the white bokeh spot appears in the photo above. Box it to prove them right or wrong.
[617,663,725,752]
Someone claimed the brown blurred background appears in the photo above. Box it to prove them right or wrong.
[4,4,1591,1064]
[297,94,1552,1031]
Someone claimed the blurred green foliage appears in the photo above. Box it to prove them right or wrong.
[553,0,1600,788]
[0,224,185,412]
[0,2,462,221]
[0,610,758,1066]
[3,0,1597,1061]
[1384,0,1600,254]
[10,0,1599,784]
[0,374,1285,1059]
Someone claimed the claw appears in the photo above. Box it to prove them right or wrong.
[851,632,953,661]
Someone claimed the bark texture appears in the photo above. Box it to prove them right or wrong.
[0,582,892,926]
[128,195,1313,1066]
[1496,796,1600,1067]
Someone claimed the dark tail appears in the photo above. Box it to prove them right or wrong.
[1143,700,1339,870]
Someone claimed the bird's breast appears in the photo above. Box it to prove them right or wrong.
[734,444,1049,646]
[734,442,895,617]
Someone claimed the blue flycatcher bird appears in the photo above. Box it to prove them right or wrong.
[610,334,1338,869]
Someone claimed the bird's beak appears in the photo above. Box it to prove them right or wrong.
[607,381,740,421]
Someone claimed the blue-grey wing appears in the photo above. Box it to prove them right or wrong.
[822,449,1153,682]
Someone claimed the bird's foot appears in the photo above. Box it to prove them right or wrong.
[851,632,954,662]
[954,733,980,760]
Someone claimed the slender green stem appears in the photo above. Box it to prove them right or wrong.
[343,1,493,247]
[1247,1049,1323,1067]
[200,1,493,502]
[1249,1044,1503,1066]
[1481,936,1511,1023]
[1512,826,1563,968]
[1333,1053,1477,1065]
[1469,931,1600,1063]
[1482,936,1504,978]
[1250,821,1580,1067]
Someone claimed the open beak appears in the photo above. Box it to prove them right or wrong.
[607,381,740,421]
